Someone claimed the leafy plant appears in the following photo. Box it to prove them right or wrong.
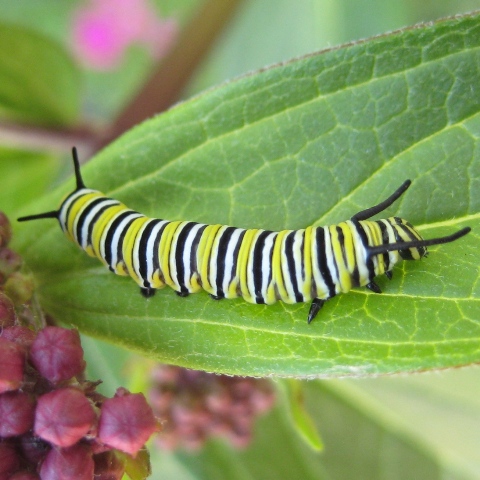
[2,2,480,478]
[15,12,479,377]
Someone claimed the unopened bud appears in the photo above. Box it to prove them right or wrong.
[0,211,12,248]
[34,387,95,447]
[8,472,40,480]
[8,471,40,480]
[98,389,158,456]
[0,441,19,478]
[30,327,85,383]
[1,326,36,350]
[0,292,16,327]
[39,444,94,480]
[0,248,22,277]
[0,337,25,393]
[0,391,35,436]
[4,272,34,305]
[92,450,125,480]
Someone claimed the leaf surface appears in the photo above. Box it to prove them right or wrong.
[0,23,80,126]
[16,14,480,376]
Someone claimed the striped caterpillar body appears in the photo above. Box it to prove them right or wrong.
[18,148,471,323]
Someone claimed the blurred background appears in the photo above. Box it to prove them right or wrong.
[1,1,479,478]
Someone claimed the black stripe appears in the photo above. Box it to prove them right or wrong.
[315,228,336,298]
[213,227,237,299]
[114,215,140,271]
[86,201,119,247]
[104,211,136,270]
[76,197,106,246]
[336,226,347,266]
[232,230,247,296]
[61,191,83,232]
[376,221,391,272]
[138,219,163,288]
[285,231,303,303]
[252,230,273,303]
[190,225,207,279]
[151,221,169,276]
[394,219,418,260]
[174,222,199,294]
[353,220,375,282]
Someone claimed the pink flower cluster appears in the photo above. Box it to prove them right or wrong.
[71,0,178,70]
[0,212,159,479]
[0,325,158,479]
[150,365,276,450]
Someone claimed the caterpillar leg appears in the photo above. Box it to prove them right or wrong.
[176,291,189,297]
[140,287,156,298]
[366,281,382,294]
[385,271,393,280]
[308,298,326,324]
[210,293,225,300]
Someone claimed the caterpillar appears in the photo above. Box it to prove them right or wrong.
[18,148,471,323]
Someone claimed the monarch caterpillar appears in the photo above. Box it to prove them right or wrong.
[19,148,470,323]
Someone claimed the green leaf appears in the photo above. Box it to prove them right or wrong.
[283,379,323,451]
[15,13,480,376]
[0,22,81,126]
[0,147,60,218]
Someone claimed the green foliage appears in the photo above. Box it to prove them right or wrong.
[171,370,480,480]
[0,23,81,126]
[15,14,480,377]
[0,148,60,217]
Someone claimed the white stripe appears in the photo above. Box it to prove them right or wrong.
[181,223,205,291]
[260,232,276,301]
[109,212,143,271]
[222,228,244,298]
[144,220,169,284]
[78,199,119,248]
[58,189,97,233]
[311,227,329,299]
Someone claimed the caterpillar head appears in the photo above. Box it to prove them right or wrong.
[391,217,427,260]
[368,219,470,260]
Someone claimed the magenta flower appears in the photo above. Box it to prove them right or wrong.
[71,0,178,70]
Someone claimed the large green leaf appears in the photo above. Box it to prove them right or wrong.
[0,22,80,126]
[15,14,479,376]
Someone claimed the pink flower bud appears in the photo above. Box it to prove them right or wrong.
[20,435,50,465]
[4,272,34,305]
[98,390,157,456]
[30,327,85,383]
[0,292,16,327]
[0,212,12,248]
[0,248,22,277]
[39,444,94,480]
[0,391,35,436]
[0,337,25,393]
[92,450,125,480]
[1,326,36,350]
[0,441,19,478]
[34,388,95,447]
[8,472,40,480]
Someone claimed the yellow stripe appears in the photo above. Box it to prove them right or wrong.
[197,224,223,293]
[237,229,258,303]
[122,217,150,284]
[158,221,183,288]
[91,204,126,262]
[329,224,351,293]
[271,230,290,302]
[65,192,102,243]
[302,226,313,300]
